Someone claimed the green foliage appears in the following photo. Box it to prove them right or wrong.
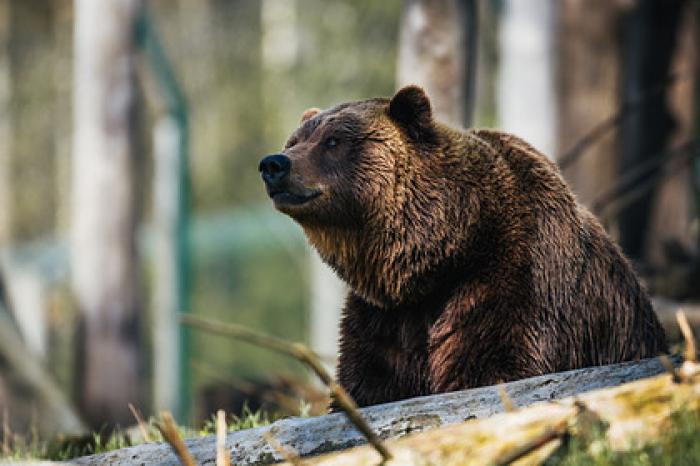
[152,0,402,210]
[1,406,275,461]
[189,213,309,386]
[49,432,136,461]
[199,405,272,436]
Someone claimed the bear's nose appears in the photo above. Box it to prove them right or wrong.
[259,153,291,186]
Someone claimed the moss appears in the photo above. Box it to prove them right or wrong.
[546,408,700,465]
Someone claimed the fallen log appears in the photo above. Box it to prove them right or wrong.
[299,357,700,465]
[74,356,674,465]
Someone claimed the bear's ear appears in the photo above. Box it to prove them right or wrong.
[388,85,433,140]
[300,107,321,123]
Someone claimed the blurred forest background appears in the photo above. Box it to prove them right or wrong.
[0,0,698,443]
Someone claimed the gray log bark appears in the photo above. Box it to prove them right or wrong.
[74,356,673,465]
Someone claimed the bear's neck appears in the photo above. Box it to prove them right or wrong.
[302,196,475,309]
[303,225,398,307]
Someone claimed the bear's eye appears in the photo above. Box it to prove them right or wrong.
[324,137,339,149]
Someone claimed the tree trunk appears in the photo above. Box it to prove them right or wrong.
[0,0,10,246]
[618,0,685,260]
[397,0,477,128]
[556,0,624,209]
[497,0,557,159]
[71,0,144,428]
[643,0,697,273]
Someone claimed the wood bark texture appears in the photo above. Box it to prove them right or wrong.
[300,358,696,465]
[74,357,672,465]
[396,0,472,127]
[71,0,144,427]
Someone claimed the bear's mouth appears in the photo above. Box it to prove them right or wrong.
[268,189,321,207]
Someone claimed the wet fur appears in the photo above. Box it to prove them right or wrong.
[269,87,668,408]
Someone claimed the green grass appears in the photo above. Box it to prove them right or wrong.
[198,405,275,436]
[0,406,276,461]
[4,405,700,463]
[548,408,700,465]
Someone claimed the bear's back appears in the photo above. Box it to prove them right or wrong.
[465,128,667,368]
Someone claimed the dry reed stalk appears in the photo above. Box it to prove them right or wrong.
[216,409,231,466]
[156,411,196,466]
[181,314,392,462]
[128,403,151,442]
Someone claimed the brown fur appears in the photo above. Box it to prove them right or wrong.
[260,86,668,408]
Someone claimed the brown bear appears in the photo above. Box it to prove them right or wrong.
[259,85,668,408]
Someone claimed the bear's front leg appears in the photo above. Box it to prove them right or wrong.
[334,293,433,408]
[427,296,556,393]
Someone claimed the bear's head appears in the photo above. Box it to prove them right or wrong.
[259,86,480,307]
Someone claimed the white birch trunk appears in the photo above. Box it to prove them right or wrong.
[396,0,472,127]
[71,0,143,426]
[497,0,557,159]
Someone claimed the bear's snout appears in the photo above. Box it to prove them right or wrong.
[259,153,291,188]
